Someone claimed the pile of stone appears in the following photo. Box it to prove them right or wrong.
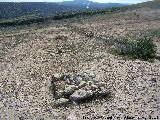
[51,72,109,106]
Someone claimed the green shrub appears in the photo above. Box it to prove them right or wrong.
[114,37,157,60]
[135,37,156,60]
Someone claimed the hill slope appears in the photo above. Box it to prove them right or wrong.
[0,2,78,20]
[0,1,127,20]
[57,0,127,9]
[132,0,160,8]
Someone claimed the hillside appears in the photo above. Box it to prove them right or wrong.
[0,2,77,20]
[132,0,160,8]
[0,1,127,21]
[0,1,160,120]
[57,0,127,9]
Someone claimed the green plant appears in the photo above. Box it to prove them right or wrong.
[135,37,156,60]
[114,37,157,60]
[147,29,160,38]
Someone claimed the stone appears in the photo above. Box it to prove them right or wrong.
[61,74,70,81]
[83,72,89,77]
[67,112,78,120]
[64,85,77,96]
[69,75,74,82]
[92,78,99,83]
[52,72,108,105]
[75,76,83,85]
[78,81,87,88]
[83,83,92,90]
[98,87,109,97]
[84,86,91,91]
[99,82,106,87]
[70,89,93,102]
[95,82,106,88]
[56,98,69,105]
[65,78,71,85]
[54,73,61,79]
[88,72,96,78]
[55,80,66,91]
[51,74,61,84]
[91,84,98,90]
[87,81,94,86]
[56,90,64,98]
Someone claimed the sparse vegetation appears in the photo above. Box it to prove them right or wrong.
[146,29,160,38]
[113,37,157,60]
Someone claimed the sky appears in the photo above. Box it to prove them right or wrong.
[0,0,152,4]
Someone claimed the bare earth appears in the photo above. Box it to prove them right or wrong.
[0,8,160,119]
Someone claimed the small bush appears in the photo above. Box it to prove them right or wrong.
[114,37,157,60]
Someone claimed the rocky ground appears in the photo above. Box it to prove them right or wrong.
[0,8,160,119]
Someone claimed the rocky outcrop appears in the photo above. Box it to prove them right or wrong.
[51,72,109,106]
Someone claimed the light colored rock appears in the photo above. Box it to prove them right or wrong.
[64,85,77,96]
[56,98,69,105]
[84,86,91,91]
[65,78,71,85]
[67,112,77,120]
[84,77,93,82]
[69,75,74,82]
[98,87,108,97]
[70,89,93,102]
[62,74,69,81]
[75,76,83,85]
[99,82,106,87]
[54,73,61,79]
[88,72,96,78]
[83,72,89,78]
[96,82,106,87]
[0,102,4,108]
[91,78,99,83]
[91,84,98,90]
[78,81,87,88]
[56,90,64,98]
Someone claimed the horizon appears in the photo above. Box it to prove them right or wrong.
[0,0,152,4]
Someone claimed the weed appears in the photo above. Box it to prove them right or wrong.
[113,37,157,60]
